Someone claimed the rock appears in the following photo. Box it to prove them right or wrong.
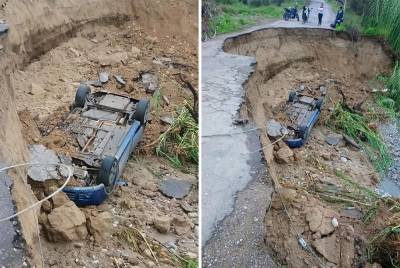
[28,83,45,95]
[172,216,191,235]
[28,145,60,182]
[179,201,194,213]
[141,73,158,93]
[233,118,249,125]
[325,134,344,146]
[41,200,52,213]
[99,72,109,83]
[306,207,323,232]
[153,216,171,233]
[340,235,355,268]
[276,188,297,203]
[313,235,340,264]
[114,75,126,86]
[267,119,288,139]
[274,144,294,164]
[306,206,336,236]
[332,218,339,228]
[159,177,192,199]
[131,47,141,58]
[51,190,70,208]
[340,208,363,220]
[132,175,157,192]
[47,201,88,241]
[160,116,174,125]
[96,52,128,66]
[86,211,112,241]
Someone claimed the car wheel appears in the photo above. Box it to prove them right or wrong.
[134,99,150,125]
[74,84,91,108]
[315,97,324,110]
[288,91,297,102]
[98,156,119,187]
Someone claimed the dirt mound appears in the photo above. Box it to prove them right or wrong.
[224,28,393,267]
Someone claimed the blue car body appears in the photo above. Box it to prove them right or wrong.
[283,93,323,148]
[63,90,148,206]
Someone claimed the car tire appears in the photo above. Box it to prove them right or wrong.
[315,97,324,110]
[288,91,297,102]
[74,84,91,108]
[98,156,119,187]
[134,99,150,125]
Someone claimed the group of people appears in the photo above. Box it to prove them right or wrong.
[299,3,344,28]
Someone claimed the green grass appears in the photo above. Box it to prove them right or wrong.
[330,0,400,53]
[328,103,392,173]
[156,105,198,169]
[211,0,292,34]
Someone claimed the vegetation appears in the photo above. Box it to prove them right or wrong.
[205,0,297,35]
[156,105,199,169]
[330,0,400,53]
[328,103,391,173]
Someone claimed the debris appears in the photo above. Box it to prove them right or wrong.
[179,201,194,213]
[160,116,174,125]
[267,119,288,139]
[274,143,294,164]
[331,217,339,228]
[162,95,170,105]
[99,72,109,83]
[153,216,171,233]
[313,235,340,264]
[343,134,361,149]
[86,80,103,87]
[172,216,192,235]
[51,190,71,208]
[159,177,192,199]
[131,46,141,58]
[86,211,112,241]
[96,52,129,66]
[0,21,9,35]
[233,118,249,125]
[114,75,126,86]
[325,134,344,146]
[141,73,158,93]
[28,145,61,182]
[47,201,88,242]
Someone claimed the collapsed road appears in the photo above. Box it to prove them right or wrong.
[0,0,198,267]
[202,0,399,267]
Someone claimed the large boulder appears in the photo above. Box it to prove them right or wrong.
[47,201,88,242]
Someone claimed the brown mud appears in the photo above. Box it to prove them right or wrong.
[225,28,395,268]
[0,0,198,267]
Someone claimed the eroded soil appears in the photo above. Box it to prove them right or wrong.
[1,1,198,267]
[225,28,396,267]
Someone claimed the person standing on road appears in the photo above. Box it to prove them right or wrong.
[318,3,324,26]
[302,6,308,23]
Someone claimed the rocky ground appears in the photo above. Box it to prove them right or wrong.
[223,27,398,267]
[11,19,198,268]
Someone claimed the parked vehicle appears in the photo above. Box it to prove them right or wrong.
[283,91,324,148]
[62,84,149,206]
[283,7,300,21]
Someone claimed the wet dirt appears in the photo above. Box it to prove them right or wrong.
[224,27,394,267]
[0,0,198,267]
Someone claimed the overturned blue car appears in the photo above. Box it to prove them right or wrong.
[62,84,149,206]
[282,91,324,148]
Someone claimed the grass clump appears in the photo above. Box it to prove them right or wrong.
[328,103,391,173]
[156,105,198,169]
[386,62,400,109]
